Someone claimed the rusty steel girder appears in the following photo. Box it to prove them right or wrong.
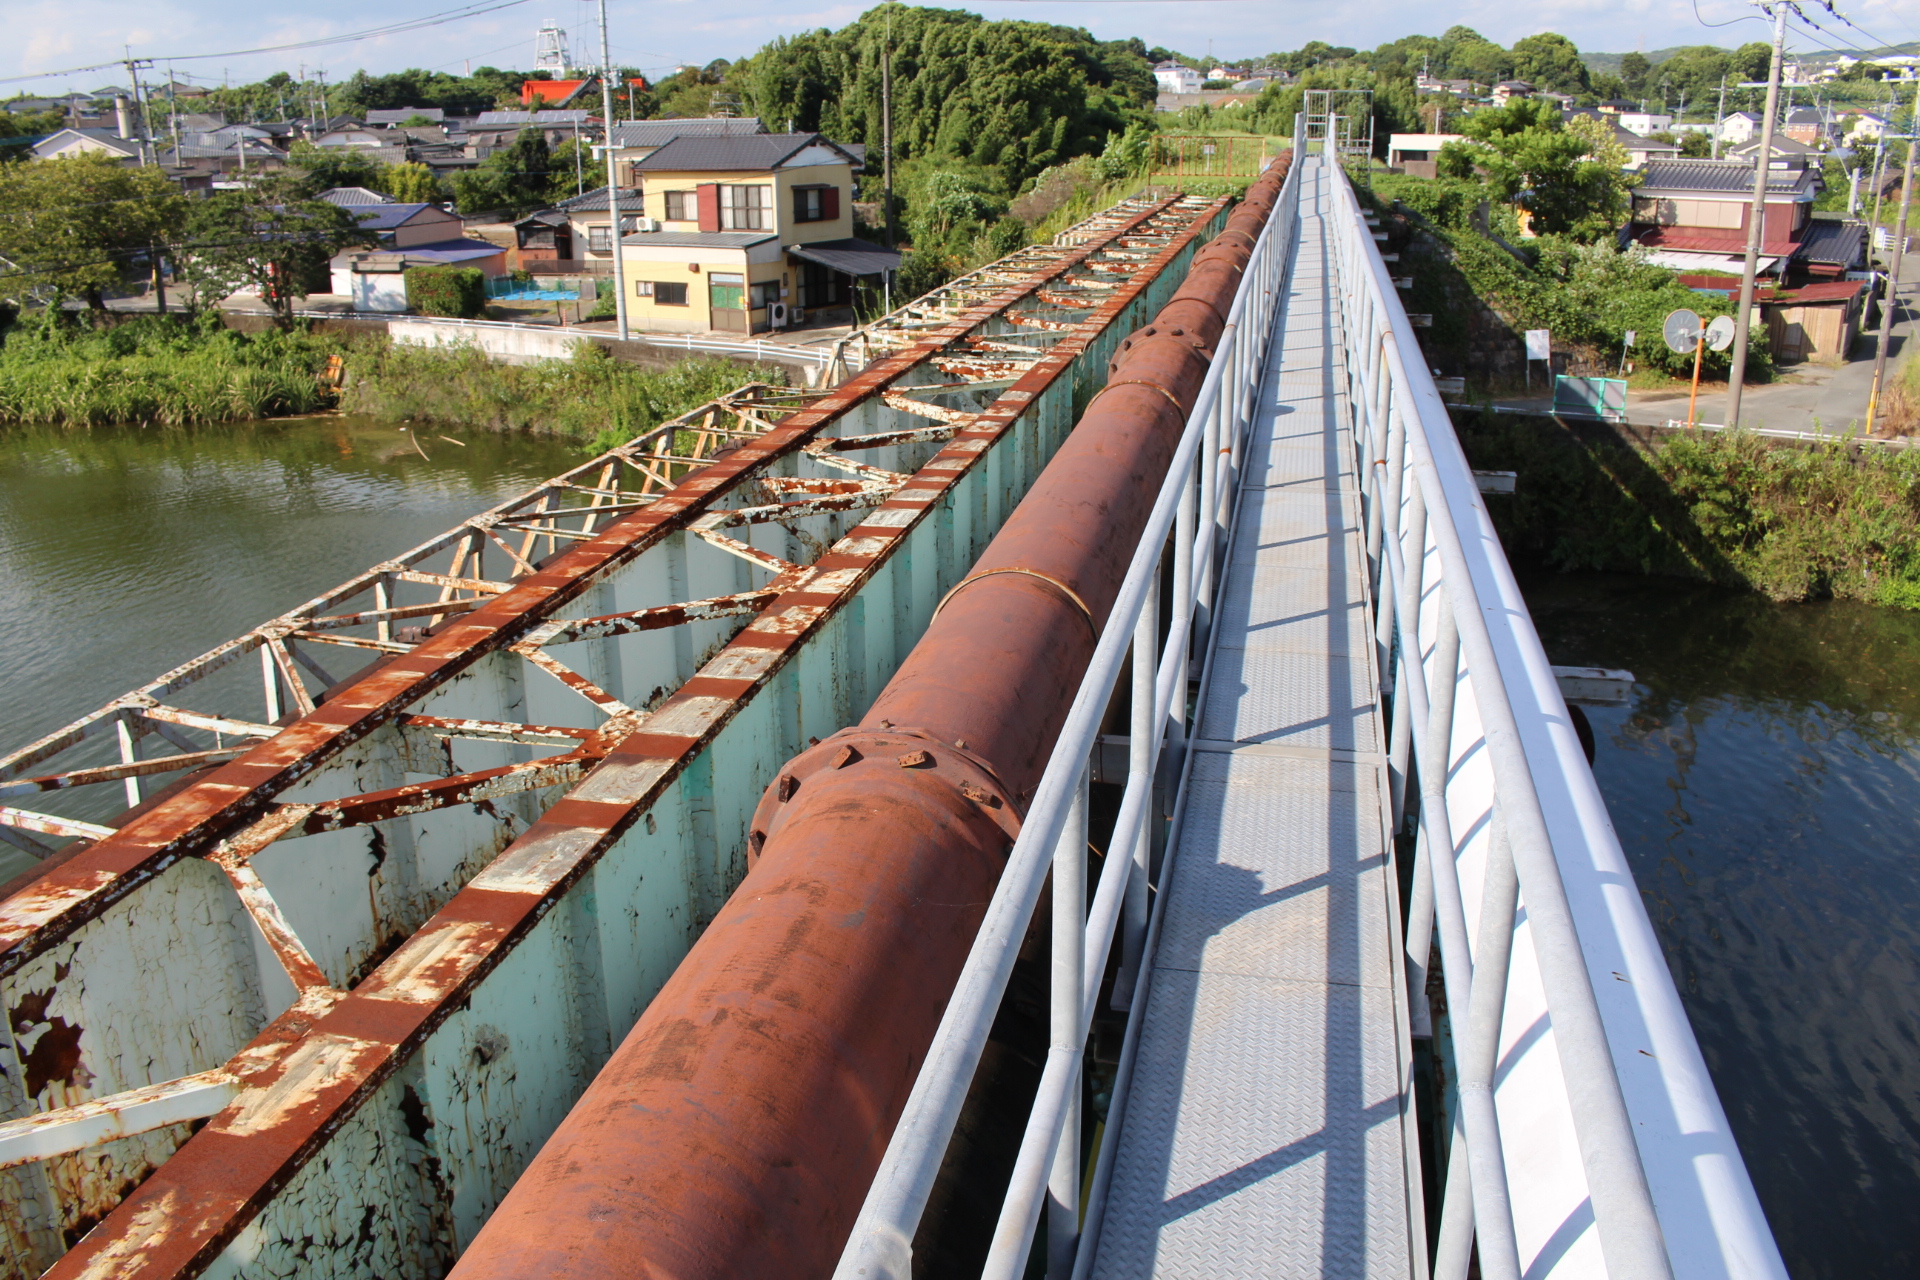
[0,192,1236,1280]
[448,156,1294,1280]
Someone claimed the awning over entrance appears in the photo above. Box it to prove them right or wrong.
[786,238,903,277]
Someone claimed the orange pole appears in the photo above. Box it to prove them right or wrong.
[1686,333,1704,428]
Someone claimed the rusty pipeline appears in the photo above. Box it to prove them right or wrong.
[448,153,1293,1280]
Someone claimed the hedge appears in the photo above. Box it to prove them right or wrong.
[405,266,486,318]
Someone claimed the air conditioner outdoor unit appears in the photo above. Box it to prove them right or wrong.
[769,302,788,327]
[634,217,660,233]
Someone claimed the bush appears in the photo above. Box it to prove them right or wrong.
[1458,411,1920,606]
[405,266,486,318]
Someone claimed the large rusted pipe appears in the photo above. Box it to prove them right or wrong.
[451,153,1293,1280]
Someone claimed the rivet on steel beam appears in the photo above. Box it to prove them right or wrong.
[777,774,800,802]
[749,829,766,857]
[831,745,861,769]
[897,750,933,769]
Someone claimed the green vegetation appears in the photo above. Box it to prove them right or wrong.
[0,101,65,162]
[338,344,785,443]
[0,311,339,426]
[451,128,557,218]
[0,155,185,315]
[1458,412,1920,607]
[404,267,486,319]
[1369,174,1769,382]
[0,309,781,441]
[1436,98,1629,238]
[181,171,376,325]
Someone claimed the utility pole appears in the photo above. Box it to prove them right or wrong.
[882,2,895,251]
[1712,75,1727,158]
[1865,88,1917,431]
[1724,0,1788,429]
[597,0,629,341]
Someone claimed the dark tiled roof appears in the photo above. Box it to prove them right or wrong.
[1634,159,1813,197]
[474,110,590,126]
[787,237,901,277]
[1796,218,1866,267]
[318,187,395,206]
[367,108,445,124]
[619,230,777,249]
[634,132,858,173]
[554,186,643,212]
[351,202,453,230]
[609,117,765,148]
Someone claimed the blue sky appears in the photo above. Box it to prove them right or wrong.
[5,0,1916,94]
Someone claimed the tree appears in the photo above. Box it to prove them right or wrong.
[179,171,376,326]
[1619,52,1651,97]
[1510,33,1590,94]
[736,8,1146,195]
[547,136,593,204]
[1444,97,1629,239]
[380,161,443,203]
[451,128,553,216]
[0,155,186,315]
[289,141,382,191]
[0,103,67,162]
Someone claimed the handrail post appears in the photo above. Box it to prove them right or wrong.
[1046,764,1089,1278]
[1115,567,1160,1009]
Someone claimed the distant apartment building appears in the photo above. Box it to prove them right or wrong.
[1153,62,1203,94]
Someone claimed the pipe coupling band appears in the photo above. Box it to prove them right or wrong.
[931,567,1096,638]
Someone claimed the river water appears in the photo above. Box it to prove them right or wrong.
[0,421,1912,1275]
[0,416,585,875]
[1523,572,1920,1280]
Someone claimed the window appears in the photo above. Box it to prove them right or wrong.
[649,281,688,306]
[634,280,653,297]
[709,272,746,310]
[792,184,840,223]
[663,190,693,221]
[750,280,780,310]
[589,226,611,253]
[720,185,771,230]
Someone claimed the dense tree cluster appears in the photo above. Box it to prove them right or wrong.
[734,7,1153,192]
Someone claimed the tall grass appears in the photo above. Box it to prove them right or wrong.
[337,342,785,443]
[0,313,337,426]
[0,313,783,444]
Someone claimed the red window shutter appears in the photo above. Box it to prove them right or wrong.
[822,187,839,221]
[697,183,720,233]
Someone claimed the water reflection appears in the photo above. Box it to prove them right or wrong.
[0,415,585,766]
[1524,572,1920,1280]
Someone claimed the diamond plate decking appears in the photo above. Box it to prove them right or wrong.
[1088,159,1421,1280]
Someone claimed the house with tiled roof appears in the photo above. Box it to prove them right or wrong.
[1628,158,1822,276]
[326,201,508,311]
[620,131,897,333]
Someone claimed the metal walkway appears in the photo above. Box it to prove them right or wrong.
[1085,156,1416,1279]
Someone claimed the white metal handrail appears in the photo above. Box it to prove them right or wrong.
[1321,166,1677,1278]
[831,141,1305,1280]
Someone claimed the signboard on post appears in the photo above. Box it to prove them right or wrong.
[1525,329,1551,361]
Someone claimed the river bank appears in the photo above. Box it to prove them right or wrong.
[1455,408,1920,607]
[0,311,782,441]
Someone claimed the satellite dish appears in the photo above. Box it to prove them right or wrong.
[1705,315,1736,352]
[1663,308,1702,354]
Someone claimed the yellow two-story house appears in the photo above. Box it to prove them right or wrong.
[621,132,898,334]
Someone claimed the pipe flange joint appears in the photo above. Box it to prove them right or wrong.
[747,726,1023,868]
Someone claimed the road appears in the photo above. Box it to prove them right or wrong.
[1477,245,1919,437]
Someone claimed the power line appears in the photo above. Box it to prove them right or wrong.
[0,0,537,87]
